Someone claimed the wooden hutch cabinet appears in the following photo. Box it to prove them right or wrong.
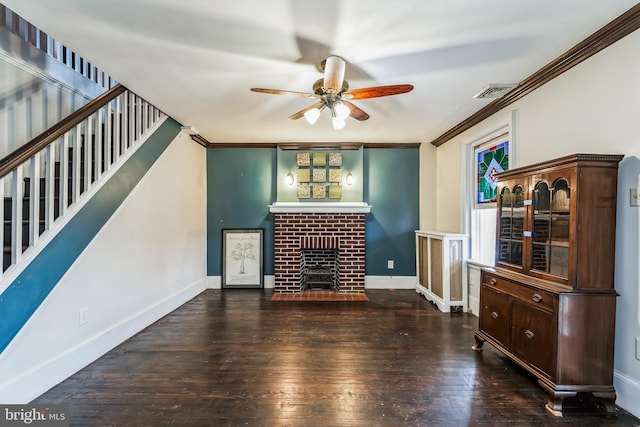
[473,153,623,416]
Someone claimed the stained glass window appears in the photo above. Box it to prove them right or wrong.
[476,140,509,205]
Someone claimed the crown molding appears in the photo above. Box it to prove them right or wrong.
[429,3,640,147]
[193,140,421,150]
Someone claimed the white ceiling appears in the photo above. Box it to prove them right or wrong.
[4,0,639,144]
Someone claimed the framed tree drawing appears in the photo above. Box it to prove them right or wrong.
[222,229,264,288]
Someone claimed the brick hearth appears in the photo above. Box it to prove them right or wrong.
[273,212,366,294]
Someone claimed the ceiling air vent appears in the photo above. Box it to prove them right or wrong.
[473,83,518,99]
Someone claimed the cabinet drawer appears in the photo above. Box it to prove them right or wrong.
[511,300,555,375]
[482,272,555,311]
[479,285,511,348]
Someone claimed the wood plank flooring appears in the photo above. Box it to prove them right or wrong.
[34,289,640,426]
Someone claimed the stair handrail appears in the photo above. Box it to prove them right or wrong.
[0,82,166,280]
[0,84,126,180]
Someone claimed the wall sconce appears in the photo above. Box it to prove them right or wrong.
[286,172,294,186]
[345,172,354,186]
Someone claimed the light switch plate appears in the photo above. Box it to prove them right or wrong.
[631,188,640,207]
[636,337,640,361]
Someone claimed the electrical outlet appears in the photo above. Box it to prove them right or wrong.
[78,307,89,326]
[631,188,640,207]
[387,260,394,269]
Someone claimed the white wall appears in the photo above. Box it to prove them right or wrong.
[434,139,461,233]
[419,142,437,231]
[0,131,208,403]
[432,30,640,416]
[0,26,105,158]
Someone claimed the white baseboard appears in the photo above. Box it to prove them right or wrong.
[0,279,205,404]
[210,275,416,290]
[207,276,221,289]
[468,296,480,317]
[264,275,275,289]
[614,370,640,418]
[365,276,416,289]
[207,276,274,289]
[210,275,417,290]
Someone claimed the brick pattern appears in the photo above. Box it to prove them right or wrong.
[273,213,366,294]
[271,291,369,301]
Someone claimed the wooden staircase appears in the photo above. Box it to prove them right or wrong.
[0,85,166,278]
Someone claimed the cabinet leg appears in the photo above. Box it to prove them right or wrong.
[593,391,617,413]
[543,389,577,417]
[472,335,484,351]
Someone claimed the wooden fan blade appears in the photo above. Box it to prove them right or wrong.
[250,88,318,98]
[342,84,414,100]
[343,101,369,121]
[323,56,346,94]
[288,101,325,120]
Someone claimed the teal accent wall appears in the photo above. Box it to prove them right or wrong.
[0,119,181,353]
[276,148,364,202]
[206,146,419,278]
[364,148,419,276]
[207,148,276,276]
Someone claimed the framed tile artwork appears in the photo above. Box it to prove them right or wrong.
[297,168,310,182]
[312,184,326,198]
[296,153,310,167]
[329,152,342,167]
[329,184,342,199]
[297,183,311,198]
[313,152,326,166]
[292,150,344,200]
[313,168,326,182]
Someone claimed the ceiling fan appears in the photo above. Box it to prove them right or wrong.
[250,55,413,130]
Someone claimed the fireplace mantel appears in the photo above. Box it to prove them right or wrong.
[269,202,371,214]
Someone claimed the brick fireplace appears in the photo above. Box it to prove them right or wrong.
[270,202,370,294]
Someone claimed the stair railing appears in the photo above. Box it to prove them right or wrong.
[0,3,116,88]
[0,83,166,282]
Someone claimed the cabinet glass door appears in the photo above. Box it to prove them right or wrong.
[532,181,551,272]
[549,179,570,277]
[531,178,570,278]
[497,185,524,267]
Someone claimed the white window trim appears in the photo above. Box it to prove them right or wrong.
[460,110,518,262]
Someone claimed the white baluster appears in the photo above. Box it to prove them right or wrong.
[59,133,69,217]
[95,107,104,181]
[11,166,23,265]
[44,143,55,230]
[27,153,40,246]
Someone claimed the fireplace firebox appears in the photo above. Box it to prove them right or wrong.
[301,249,339,291]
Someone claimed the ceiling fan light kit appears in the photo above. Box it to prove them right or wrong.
[250,55,413,130]
[332,116,346,130]
[303,107,321,125]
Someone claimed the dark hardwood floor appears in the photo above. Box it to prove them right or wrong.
[34,289,640,426]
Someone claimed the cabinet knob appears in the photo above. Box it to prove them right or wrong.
[489,278,497,285]
[524,330,535,339]
[531,294,542,303]
[491,311,499,319]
